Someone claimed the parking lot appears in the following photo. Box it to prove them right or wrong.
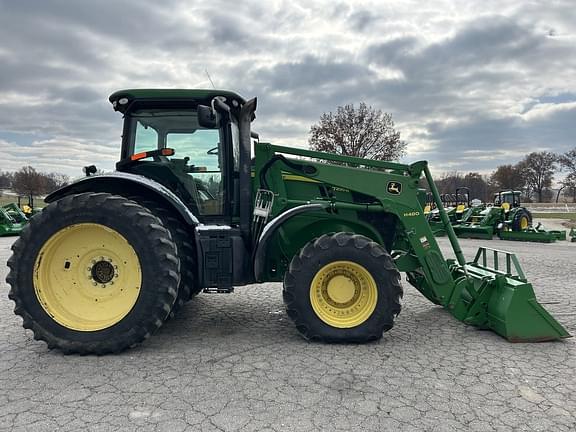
[1,234,575,431]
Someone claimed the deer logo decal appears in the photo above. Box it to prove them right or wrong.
[387,181,402,195]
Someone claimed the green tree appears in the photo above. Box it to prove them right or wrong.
[309,102,406,161]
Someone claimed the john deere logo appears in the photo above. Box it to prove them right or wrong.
[387,181,402,195]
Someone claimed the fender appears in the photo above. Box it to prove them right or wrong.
[253,203,329,282]
[45,172,199,225]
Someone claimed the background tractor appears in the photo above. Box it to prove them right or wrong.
[426,187,478,236]
[17,194,41,217]
[453,190,531,239]
[6,89,570,354]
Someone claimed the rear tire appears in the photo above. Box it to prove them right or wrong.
[125,197,199,318]
[283,232,402,343]
[6,193,179,354]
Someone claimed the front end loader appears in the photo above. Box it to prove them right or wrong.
[252,144,569,343]
[5,89,570,354]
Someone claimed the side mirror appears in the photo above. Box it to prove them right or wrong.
[198,105,218,128]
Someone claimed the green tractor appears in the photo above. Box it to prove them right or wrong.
[17,194,41,218]
[0,203,28,237]
[6,89,570,354]
[427,187,472,235]
[453,191,531,239]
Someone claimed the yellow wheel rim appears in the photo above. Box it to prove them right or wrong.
[309,261,378,328]
[520,216,529,230]
[34,223,142,332]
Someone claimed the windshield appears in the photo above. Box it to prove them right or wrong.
[129,109,224,215]
[130,110,221,168]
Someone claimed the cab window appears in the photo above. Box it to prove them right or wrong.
[129,109,225,216]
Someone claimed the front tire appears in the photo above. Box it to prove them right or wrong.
[6,193,180,354]
[283,233,402,343]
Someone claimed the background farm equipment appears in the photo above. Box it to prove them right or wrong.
[17,195,41,217]
[0,203,28,237]
[426,187,475,236]
[452,191,569,242]
[453,191,530,239]
[6,89,570,354]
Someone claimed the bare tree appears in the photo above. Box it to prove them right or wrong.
[462,172,490,202]
[12,166,46,197]
[0,171,13,189]
[309,102,406,161]
[558,148,576,202]
[517,152,557,202]
[432,171,491,202]
[11,167,69,196]
[44,173,69,193]
[490,164,525,191]
[435,171,463,195]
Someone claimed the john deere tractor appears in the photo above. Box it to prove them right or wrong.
[426,187,473,235]
[453,191,531,239]
[6,89,570,354]
[17,194,41,217]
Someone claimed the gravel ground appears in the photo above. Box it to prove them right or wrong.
[0,233,575,432]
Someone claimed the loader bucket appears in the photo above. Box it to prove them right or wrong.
[450,247,571,342]
[485,277,570,341]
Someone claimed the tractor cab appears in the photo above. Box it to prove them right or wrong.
[494,190,521,209]
[109,89,252,226]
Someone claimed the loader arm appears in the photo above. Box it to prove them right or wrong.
[254,143,570,342]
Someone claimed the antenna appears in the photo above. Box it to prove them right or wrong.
[205,69,216,89]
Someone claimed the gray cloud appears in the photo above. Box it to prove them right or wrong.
[0,0,574,178]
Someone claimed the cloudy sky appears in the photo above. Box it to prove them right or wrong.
[0,0,575,179]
